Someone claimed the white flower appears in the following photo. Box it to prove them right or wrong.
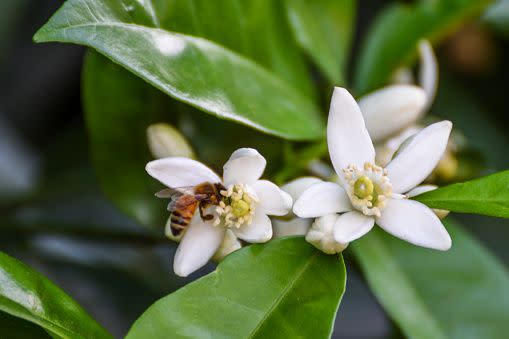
[272,177,322,238]
[294,87,452,252]
[146,148,292,276]
[360,40,438,166]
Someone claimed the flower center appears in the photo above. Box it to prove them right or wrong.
[343,163,392,217]
[231,199,250,218]
[214,183,258,228]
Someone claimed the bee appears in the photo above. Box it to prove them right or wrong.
[156,182,226,237]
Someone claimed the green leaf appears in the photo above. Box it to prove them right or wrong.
[83,50,168,229]
[0,251,112,339]
[154,0,315,97]
[354,0,493,95]
[34,0,323,140]
[414,170,509,218]
[284,0,356,85]
[126,237,346,338]
[353,220,509,339]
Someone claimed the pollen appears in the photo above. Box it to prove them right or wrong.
[213,183,258,228]
[343,163,392,217]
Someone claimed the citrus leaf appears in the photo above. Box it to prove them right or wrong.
[414,170,509,218]
[126,237,346,339]
[34,0,323,140]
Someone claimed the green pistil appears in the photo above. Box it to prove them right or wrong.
[231,199,250,217]
[354,176,374,199]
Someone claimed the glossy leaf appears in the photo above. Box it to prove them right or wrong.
[354,0,493,95]
[284,0,356,84]
[34,0,323,140]
[414,170,509,218]
[126,237,346,339]
[353,220,509,339]
[154,0,315,97]
[0,251,112,339]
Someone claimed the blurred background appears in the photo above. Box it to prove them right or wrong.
[1,0,509,338]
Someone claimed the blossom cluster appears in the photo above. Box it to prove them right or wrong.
[146,41,454,276]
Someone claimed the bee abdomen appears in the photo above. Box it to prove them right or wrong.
[169,211,191,236]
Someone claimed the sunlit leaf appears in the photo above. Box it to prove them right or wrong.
[353,219,509,339]
[126,237,346,339]
[0,251,112,338]
[34,0,323,140]
[354,0,493,95]
[284,0,356,84]
[414,170,509,218]
[155,0,315,97]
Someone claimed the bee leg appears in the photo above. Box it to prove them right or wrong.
[199,202,214,221]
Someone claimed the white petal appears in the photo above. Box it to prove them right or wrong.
[386,121,452,193]
[146,157,220,188]
[418,40,438,111]
[327,87,375,173]
[272,217,313,238]
[212,229,242,262]
[333,211,375,243]
[252,180,293,216]
[281,177,323,201]
[305,214,349,254]
[376,199,451,251]
[233,210,272,243]
[173,215,225,277]
[359,85,427,142]
[293,182,352,218]
[406,184,438,198]
[223,148,266,186]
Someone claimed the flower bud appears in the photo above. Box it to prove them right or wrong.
[147,123,195,159]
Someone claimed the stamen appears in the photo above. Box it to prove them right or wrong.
[213,183,257,228]
[342,162,392,217]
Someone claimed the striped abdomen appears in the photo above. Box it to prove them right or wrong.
[169,196,198,236]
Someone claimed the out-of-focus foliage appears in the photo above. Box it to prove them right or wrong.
[83,51,169,230]
[34,0,324,140]
[354,0,493,95]
[0,252,112,338]
[484,0,509,36]
[0,312,51,339]
[126,238,346,339]
[354,219,509,339]
[284,0,355,85]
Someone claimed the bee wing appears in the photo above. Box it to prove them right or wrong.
[155,186,195,198]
